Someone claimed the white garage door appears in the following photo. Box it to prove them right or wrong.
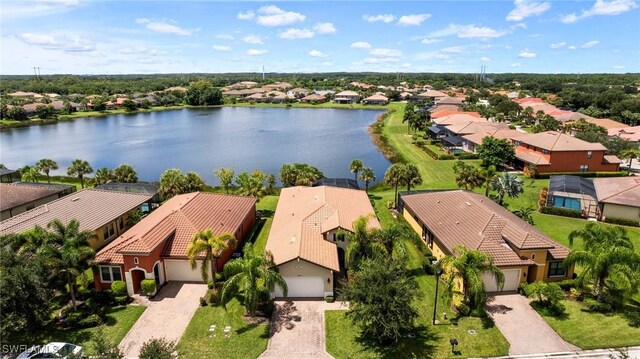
[164,259,205,282]
[275,276,324,298]
[483,269,521,292]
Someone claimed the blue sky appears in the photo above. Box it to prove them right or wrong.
[1,0,639,74]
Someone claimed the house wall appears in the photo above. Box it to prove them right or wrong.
[602,203,640,222]
[93,264,125,291]
[0,193,62,220]
[90,210,135,250]
[516,144,619,173]
[278,259,333,294]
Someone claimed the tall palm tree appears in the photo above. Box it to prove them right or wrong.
[344,216,385,268]
[221,243,288,317]
[183,171,205,192]
[186,229,237,287]
[21,166,39,183]
[372,223,422,261]
[359,167,376,193]
[384,163,405,206]
[113,164,138,183]
[491,171,524,206]
[453,160,484,190]
[481,165,497,196]
[35,159,59,184]
[619,149,640,170]
[402,163,423,192]
[67,159,93,188]
[566,223,640,302]
[0,225,50,257]
[159,168,186,199]
[349,159,364,182]
[93,168,114,186]
[439,245,505,310]
[214,168,235,194]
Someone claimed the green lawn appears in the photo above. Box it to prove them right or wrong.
[252,194,279,254]
[7,305,146,355]
[177,299,269,359]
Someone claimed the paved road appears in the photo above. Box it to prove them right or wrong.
[483,346,640,359]
[118,282,207,358]
[486,294,580,356]
[259,300,347,359]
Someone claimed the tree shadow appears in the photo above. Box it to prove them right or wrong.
[354,324,439,359]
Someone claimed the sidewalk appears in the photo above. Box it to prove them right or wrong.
[481,346,640,359]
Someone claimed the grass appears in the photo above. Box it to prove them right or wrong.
[252,194,279,254]
[177,299,270,359]
[7,305,146,355]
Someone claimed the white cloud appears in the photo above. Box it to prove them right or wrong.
[568,45,577,50]
[2,0,82,18]
[243,35,264,44]
[362,14,396,23]
[309,49,328,57]
[421,38,443,45]
[237,10,255,20]
[581,40,600,48]
[213,45,231,52]
[321,61,333,66]
[216,34,234,40]
[369,48,402,57]
[350,41,372,49]
[506,0,551,21]
[20,32,95,52]
[429,23,507,39]
[518,49,536,58]
[561,0,638,23]
[440,46,465,54]
[314,22,337,34]
[480,56,491,62]
[135,18,192,36]
[397,14,431,26]
[247,49,267,56]
[256,5,305,27]
[363,57,400,64]
[278,28,314,40]
[613,65,625,69]
[511,62,522,67]
[550,41,566,49]
[511,22,528,29]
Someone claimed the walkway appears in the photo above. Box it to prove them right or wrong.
[118,282,207,358]
[259,300,348,359]
[486,294,579,356]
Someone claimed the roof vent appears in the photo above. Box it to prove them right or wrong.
[455,221,460,225]
[71,197,80,202]
[314,196,318,200]
[465,201,471,206]
[437,200,440,203]
[290,235,296,243]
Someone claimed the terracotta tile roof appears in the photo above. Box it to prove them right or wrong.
[0,189,152,236]
[444,122,509,136]
[266,186,380,271]
[516,151,551,165]
[418,90,447,98]
[96,192,256,264]
[462,129,523,145]
[431,109,480,119]
[432,114,488,126]
[584,118,628,130]
[0,183,64,212]
[363,94,388,101]
[437,96,465,106]
[402,190,570,265]
[335,90,360,97]
[604,155,622,164]
[593,177,640,207]
[516,131,607,151]
[608,126,640,141]
[301,93,326,101]
[513,97,544,104]
[553,112,594,123]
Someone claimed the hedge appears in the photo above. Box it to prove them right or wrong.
[604,216,640,227]
[421,145,439,160]
[111,280,127,297]
[456,152,480,160]
[141,279,156,296]
[535,171,627,179]
[539,206,582,218]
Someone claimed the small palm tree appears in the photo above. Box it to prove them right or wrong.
[384,163,405,206]
[481,165,497,197]
[113,164,138,183]
[159,169,186,199]
[67,159,93,188]
[35,158,59,184]
[359,167,376,193]
[619,149,640,170]
[402,163,422,192]
[344,216,385,268]
[21,166,39,182]
[93,168,114,186]
[349,159,364,182]
[186,229,237,287]
[221,243,288,317]
[512,207,535,225]
[491,171,524,206]
[214,168,235,194]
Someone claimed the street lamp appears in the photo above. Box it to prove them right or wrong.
[433,267,443,325]
[450,338,459,353]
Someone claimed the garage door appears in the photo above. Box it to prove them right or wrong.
[164,259,205,282]
[483,269,520,292]
[275,276,324,298]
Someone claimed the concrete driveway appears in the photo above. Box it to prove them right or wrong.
[486,294,580,356]
[259,300,347,359]
[118,282,207,358]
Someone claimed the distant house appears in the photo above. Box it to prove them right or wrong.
[0,189,153,250]
[513,131,621,173]
[300,93,327,104]
[432,113,487,126]
[400,190,574,292]
[608,125,640,143]
[461,128,523,154]
[593,177,640,223]
[399,92,412,100]
[0,183,76,220]
[94,182,161,209]
[287,88,310,97]
[8,91,40,98]
[362,94,389,105]
[436,96,465,108]
[414,89,447,102]
[546,175,598,218]
[94,192,256,295]
[0,168,21,183]
[334,90,361,104]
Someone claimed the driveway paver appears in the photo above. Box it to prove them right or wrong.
[259,300,347,359]
[118,282,207,358]
[486,294,580,356]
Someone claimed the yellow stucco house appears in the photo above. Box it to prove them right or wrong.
[593,177,640,224]
[400,190,574,293]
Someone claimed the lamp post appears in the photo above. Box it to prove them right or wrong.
[433,267,443,325]
[450,338,459,353]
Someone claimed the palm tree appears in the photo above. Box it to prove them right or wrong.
[402,103,416,134]
[186,229,237,287]
[619,149,640,171]
[481,165,497,197]
[402,163,422,192]
[0,225,50,257]
[344,216,385,268]
[359,167,375,193]
[491,171,524,206]
[35,159,59,184]
[384,163,405,207]
[21,166,39,183]
[221,243,288,317]
[67,159,93,188]
[93,168,114,186]
[113,164,138,183]
[349,159,364,182]
[214,168,235,194]
[512,207,535,225]
[183,171,205,192]
[159,169,186,199]
[566,223,640,302]
[453,160,484,190]
[372,223,422,261]
[439,245,505,310]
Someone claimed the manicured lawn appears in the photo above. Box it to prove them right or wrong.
[8,305,146,355]
[177,299,269,359]
[252,194,278,254]
[533,299,640,349]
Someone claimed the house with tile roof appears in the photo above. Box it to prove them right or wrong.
[608,125,640,143]
[0,182,75,220]
[265,186,380,298]
[334,90,361,104]
[593,177,640,224]
[94,192,256,295]
[400,190,574,292]
[362,94,389,105]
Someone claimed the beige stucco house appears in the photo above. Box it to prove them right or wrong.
[593,177,640,223]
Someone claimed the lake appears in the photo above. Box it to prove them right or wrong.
[0,107,390,185]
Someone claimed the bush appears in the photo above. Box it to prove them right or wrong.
[114,295,129,305]
[207,281,214,290]
[539,206,582,218]
[139,338,177,359]
[89,289,114,307]
[438,154,456,160]
[569,287,583,300]
[141,279,156,296]
[64,312,84,327]
[111,281,127,297]
[207,289,221,306]
[470,308,487,317]
[455,303,471,316]
[199,296,207,307]
[456,152,480,160]
[517,282,528,295]
[585,298,613,313]
[325,295,335,303]
[78,314,103,328]
[604,216,640,227]
[556,279,576,291]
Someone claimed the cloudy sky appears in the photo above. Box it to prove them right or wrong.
[1,0,639,75]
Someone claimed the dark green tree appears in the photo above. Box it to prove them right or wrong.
[477,137,515,169]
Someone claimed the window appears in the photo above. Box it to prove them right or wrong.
[102,223,115,240]
[531,253,536,260]
[542,149,549,155]
[118,217,125,231]
[133,257,139,264]
[580,165,589,172]
[26,204,35,211]
[548,261,567,277]
[100,266,122,283]
[587,151,593,159]
[514,141,521,147]
[332,233,337,242]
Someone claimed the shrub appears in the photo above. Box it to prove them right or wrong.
[325,295,335,303]
[517,282,528,295]
[438,154,456,160]
[585,298,613,313]
[115,295,129,305]
[199,296,207,307]
[456,152,480,160]
[556,279,576,291]
[78,314,103,328]
[569,287,583,300]
[470,308,487,317]
[111,281,127,297]
[64,312,84,327]
[138,338,177,359]
[207,281,214,290]
[539,206,582,218]
[141,279,156,296]
[89,289,115,307]
[207,289,221,305]
[455,303,471,316]
[604,216,640,227]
